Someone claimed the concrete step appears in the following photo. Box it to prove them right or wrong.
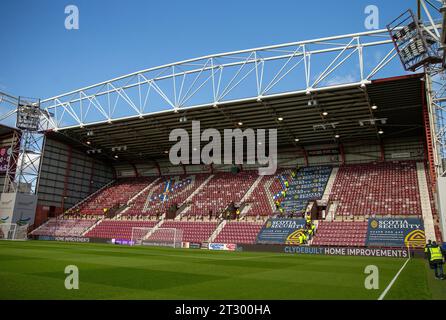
[321,167,338,203]
[416,162,436,242]
[208,220,227,243]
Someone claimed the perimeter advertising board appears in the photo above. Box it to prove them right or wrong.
[366,218,425,248]
[236,244,410,258]
[256,218,307,244]
[208,243,237,251]
[0,193,38,226]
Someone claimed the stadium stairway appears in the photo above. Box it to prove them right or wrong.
[175,174,214,220]
[238,175,264,219]
[282,166,332,215]
[128,177,161,213]
[142,175,196,215]
[214,221,265,244]
[157,220,218,243]
[65,180,115,214]
[32,218,98,237]
[240,175,264,203]
[185,172,258,218]
[416,162,436,241]
[207,220,227,242]
[81,219,103,236]
[142,218,165,240]
[321,167,339,203]
[423,163,443,242]
[69,177,156,216]
[79,179,161,234]
[326,201,339,222]
[109,177,161,219]
[242,169,289,218]
[84,220,158,240]
[264,174,283,213]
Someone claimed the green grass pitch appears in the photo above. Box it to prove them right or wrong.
[0,241,445,300]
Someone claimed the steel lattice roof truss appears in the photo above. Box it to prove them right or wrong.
[39,29,405,130]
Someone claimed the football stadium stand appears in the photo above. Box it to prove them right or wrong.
[67,178,155,216]
[328,161,422,217]
[84,220,158,240]
[156,220,218,243]
[243,170,289,217]
[185,171,258,218]
[30,160,441,247]
[124,174,208,217]
[311,221,368,247]
[214,221,264,244]
[31,218,97,237]
[282,166,332,215]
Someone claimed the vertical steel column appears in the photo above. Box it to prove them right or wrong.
[339,143,346,165]
[423,76,439,187]
[3,130,21,193]
[88,159,95,194]
[61,145,73,213]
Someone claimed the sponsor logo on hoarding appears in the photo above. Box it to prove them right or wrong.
[208,243,237,251]
[0,217,9,224]
[54,236,90,243]
[38,236,55,241]
[225,244,237,251]
[209,243,225,250]
[114,239,135,246]
[285,229,306,245]
[257,218,306,244]
[284,246,409,258]
[16,218,31,226]
[366,218,425,248]
[404,229,426,248]
[17,201,35,206]
[189,242,202,249]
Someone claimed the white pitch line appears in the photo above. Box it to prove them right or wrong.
[378,257,411,300]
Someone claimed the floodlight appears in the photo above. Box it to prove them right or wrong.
[387,9,442,71]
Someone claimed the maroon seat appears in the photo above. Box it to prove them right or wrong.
[214,222,264,244]
[312,221,368,247]
[85,220,157,240]
[329,161,421,217]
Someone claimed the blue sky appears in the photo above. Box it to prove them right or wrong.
[0,0,425,99]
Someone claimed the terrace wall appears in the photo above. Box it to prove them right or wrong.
[36,137,114,224]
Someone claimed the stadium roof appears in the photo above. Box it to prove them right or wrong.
[0,124,17,138]
[47,73,425,163]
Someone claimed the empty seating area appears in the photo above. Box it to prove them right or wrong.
[145,228,182,245]
[68,178,154,216]
[35,163,432,247]
[159,220,218,243]
[31,218,97,237]
[312,221,368,247]
[214,222,264,244]
[125,174,208,217]
[84,220,157,240]
[330,161,421,217]
[187,171,258,217]
[282,166,331,215]
[244,171,287,217]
